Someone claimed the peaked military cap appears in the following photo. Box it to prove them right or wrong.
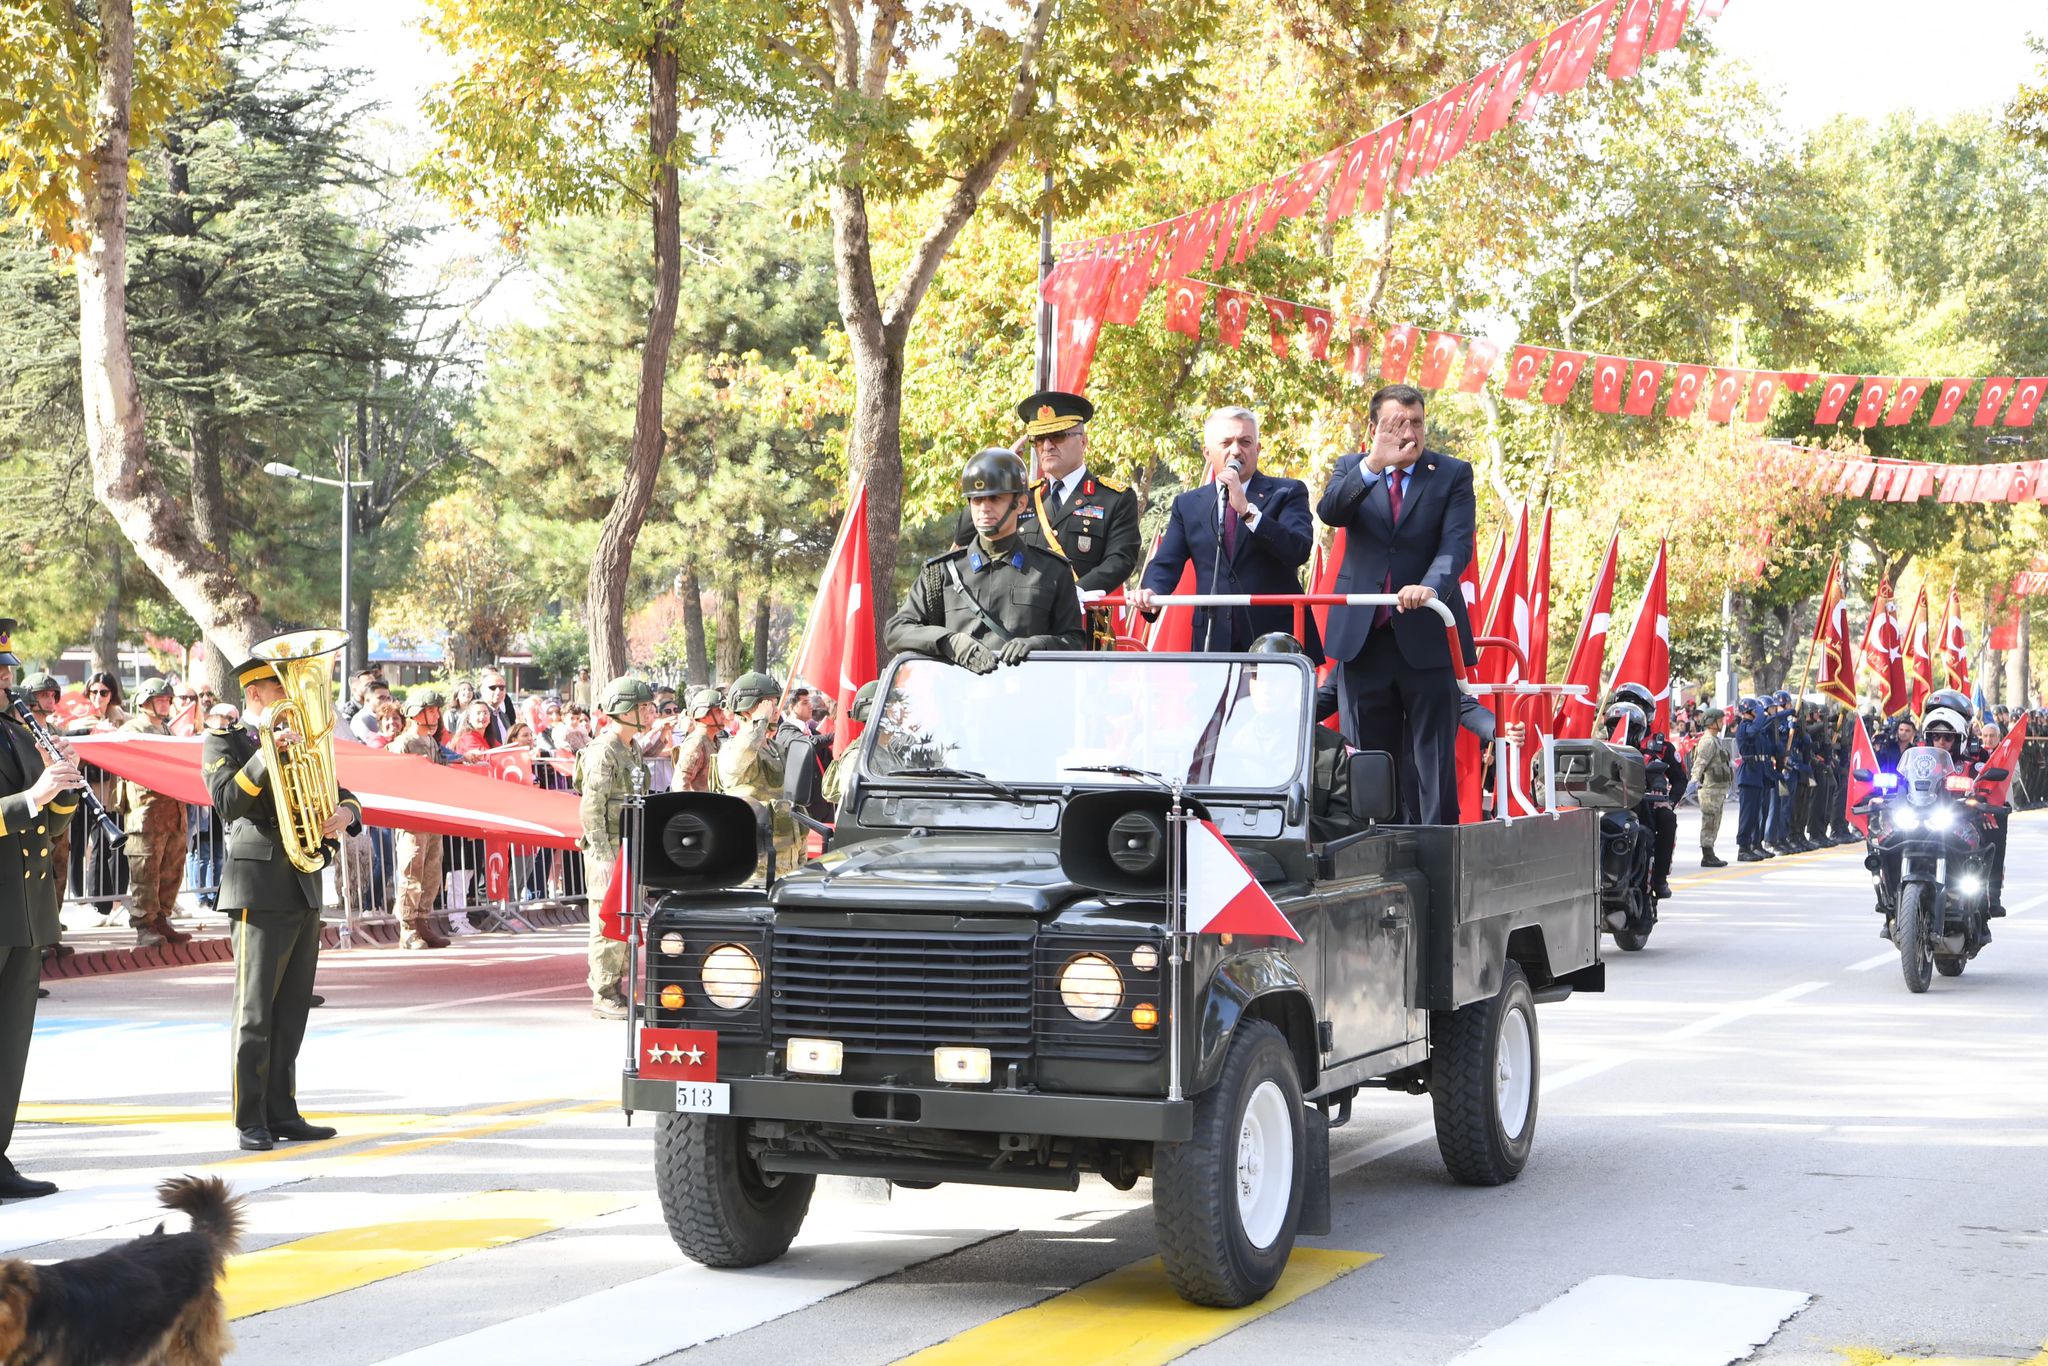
[1017,390,1094,438]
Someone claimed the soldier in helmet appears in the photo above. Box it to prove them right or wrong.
[820,680,878,808]
[888,448,1086,671]
[387,691,454,950]
[670,687,725,794]
[1734,695,1776,861]
[1690,707,1734,868]
[119,678,192,947]
[717,672,799,877]
[579,677,654,1020]
[1609,682,1684,898]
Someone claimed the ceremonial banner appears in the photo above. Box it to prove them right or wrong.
[1606,538,1670,734]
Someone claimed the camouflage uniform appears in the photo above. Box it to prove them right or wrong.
[718,715,798,875]
[671,723,720,794]
[1691,714,1735,861]
[819,680,878,808]
[388,723,450,949]
[119,698,188,943]
[579,720,649,1006]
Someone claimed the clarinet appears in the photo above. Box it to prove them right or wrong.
[5,688,127,848]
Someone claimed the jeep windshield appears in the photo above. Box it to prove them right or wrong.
[860,653,1310,791]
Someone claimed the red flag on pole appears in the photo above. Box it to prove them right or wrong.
[1528,507,1553,686]
[1555,525,1622,739]
[1812,557,1858,707]
[1145,555,1200,652]
[1457,541,1483,823]
[1844,714,1880,838]
[1606,538,1670,734]
[790,483,880,751]
[1975,720,2028,808]
[1939,583,1971,692]
[1186,818,1301,940]
[1902,587,1933,715]
[597,858,632,942]
[1860,580,1908,716]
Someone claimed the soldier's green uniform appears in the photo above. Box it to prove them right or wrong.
[820,680,879,808]
[120,679,188,945]
[670,688,723,794]
[389,692,451,950]
[717,672,799,875]
[1691,710,1734,867]
[580,679,653,1016]
[0,619,79,1198]
[889,450,1087,670]
[206,656,363,1148]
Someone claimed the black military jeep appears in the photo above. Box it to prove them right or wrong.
[620,651,1602,1307]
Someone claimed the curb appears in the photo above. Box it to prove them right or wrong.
[39,902,591,981]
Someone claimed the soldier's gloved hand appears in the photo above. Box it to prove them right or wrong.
[997,639,1035,667]
[945,634,998,675]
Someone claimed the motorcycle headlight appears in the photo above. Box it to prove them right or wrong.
[700,944,762,1010]
[1923,807,1956,832]
[1890,809,1921,832]
[1059,953,1122,1023]
[1955,873,1984,895]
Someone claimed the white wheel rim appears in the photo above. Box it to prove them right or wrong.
[1496,1005,1534,1142]
[1235,1079,1295,1250]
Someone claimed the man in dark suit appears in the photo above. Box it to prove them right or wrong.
[1318,384,1476,825]
[0,620,81,1199]
[205,655,364,1151]
[1132,407,1317,654]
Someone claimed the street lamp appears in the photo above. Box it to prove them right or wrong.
[263,454,373,677]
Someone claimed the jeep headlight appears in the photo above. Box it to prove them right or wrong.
[1059,953,1122,1023]
[701,944,762,1010]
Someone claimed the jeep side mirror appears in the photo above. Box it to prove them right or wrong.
[1980,765,2010,784]
[1851,767,1872,784]
[1345,750,1397,825]
[782,734,821,810]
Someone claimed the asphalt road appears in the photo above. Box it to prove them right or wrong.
[10,807,2048,1365]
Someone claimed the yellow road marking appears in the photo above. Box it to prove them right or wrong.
[16,1104,442,1128]
[895,1248,1379,1365]
[223,1188,631,1320]
[217,1098,570,1168]
[1837,1345,2048,1366]
[320,1100,613,1166]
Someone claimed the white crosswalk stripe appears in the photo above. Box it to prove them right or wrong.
[1449,1275,1812,1366]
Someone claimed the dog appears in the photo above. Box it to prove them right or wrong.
[0,1175,243,1366]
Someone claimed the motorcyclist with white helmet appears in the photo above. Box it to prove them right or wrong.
[1919,689,2007,920]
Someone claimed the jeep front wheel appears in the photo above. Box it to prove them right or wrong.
[655,1111,813,1267]
[1430,959,1539,1186]
[1152,1019,1304,1308]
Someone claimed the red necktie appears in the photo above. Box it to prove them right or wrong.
[1374,470,1404,629]
[1222,499,1240,556]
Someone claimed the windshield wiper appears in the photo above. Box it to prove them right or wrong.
[896,766,1029,804]
[1066,763,1171,789]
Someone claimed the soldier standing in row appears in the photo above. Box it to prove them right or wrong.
[387,692,452,951]
[1691,708,1733,868]
[670,687,724,793]
[717,672,798,877]
[119,678,191,947]
[580,678,654,1019]
[206,655,362,1151]
[890,449,1087,673]
[1735,697,1777,863]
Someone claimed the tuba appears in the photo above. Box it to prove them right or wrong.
[251,628,349,874]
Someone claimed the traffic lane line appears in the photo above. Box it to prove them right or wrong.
[1836,1344,2048,1366]
[1446,1274,1810,1365]
[223,1188,631,1320]
[892,1248,1378,1366]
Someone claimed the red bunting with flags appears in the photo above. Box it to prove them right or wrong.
[1606,538,1670,734]
[790,483,879,751]
[1554,525,1621,739]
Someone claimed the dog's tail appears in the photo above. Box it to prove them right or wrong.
[157,1175,245,1261]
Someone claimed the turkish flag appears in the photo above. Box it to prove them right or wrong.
[1520,22,1578,123]
[1311,526,1348,649]
[1609,0,1656,79]
[1647,0,1689,52]
[1459,338,1503,392]
[2010,462,2038,503]
[1814,559,1858,708]
[1554,525,1621,739]
[1433,80,1484,169]
[1211,192,1251,270]
[1381,324,1421,383]
[1395,102,1438,194]
[791,482,879,752]
[1542,350,1589,404]
[1706,368,1748,422]
[1503,346,1548,399]
[1860,582,1909,717]
[1104,231,1160,326]
[1590,356,1627,412]
[1473,41,1541,142]
[1231,186,1267,263]
[1359,119,1407,216]
[1929,377,1972,426]
[1255,172,1294,239]
[1186,818,1300,940]
[2005,377,2048,427]
[1974,721,2027,808]
[1277,150,1343,219]
[1813,374,1858,424]
[1264,299,1296,359]
[1165,206,1218,279]
[1940,586,1970,692]
[1165,279,1207,338]
[1974,376,2015,426]
[1528,506,1553,687]
[1624,360,1665,415]
[1664,364,1708,418]
[1745,372,1783,423]
[1851,378,1894,428]
[1324,135,1378,222]
[1606,538,1671,734]
[1886,377,1932,426]
[1905,465,1936,501]
[1301,307,1336,362]
[1844,715,1879,838]
[597,858,633,942]
[484,835,512,901]
[1557,1,1618,90]
[1216,289,1252,348]
[1418,331,1463,388]
[1902,587,1933,714]
[637,1027,718,1082]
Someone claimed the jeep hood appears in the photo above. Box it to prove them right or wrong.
[770,835,1083,915]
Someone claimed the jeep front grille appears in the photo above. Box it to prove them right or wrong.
[770,927,1034,1059]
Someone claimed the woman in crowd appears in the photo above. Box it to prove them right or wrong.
[68,672,130,921]
[451,701,497,761]
[369,699,405,749]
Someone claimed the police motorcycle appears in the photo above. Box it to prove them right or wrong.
[1855,692,2007,993]
[1544,698,1666,952]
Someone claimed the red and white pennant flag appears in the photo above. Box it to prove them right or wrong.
[1186,818,1300,940]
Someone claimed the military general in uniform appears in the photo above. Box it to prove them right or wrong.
[717,672,799,878]
[120,677,192,947]
[206,655,363,1151]
[0,619,81,1199]
[892,449,1087,673]
[579,678,653,1020]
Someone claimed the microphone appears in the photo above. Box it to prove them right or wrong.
[1226,457,1243,476]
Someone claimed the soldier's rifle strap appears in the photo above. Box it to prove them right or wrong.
[942,558,1017,644]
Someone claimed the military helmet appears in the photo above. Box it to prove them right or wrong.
[404,688,445,719]
[1702,707,1725,725]
[726,671,781,714]
[851,680,879,724]
[1610,682,1656,714]
[686,686,724,719]
[599,676,657,718]
[1248,632,1304,656]
[1771,688,1794,707]
[18,671,58,696]
[134,678,174,705]
[960,448,1029,499]
[1605,699,1648,747]
[1737,695,1761,716]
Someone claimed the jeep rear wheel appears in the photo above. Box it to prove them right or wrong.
[1431,960,1539,1186]
[655,1111,813,1268]
[1153,1019,1304,1308]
